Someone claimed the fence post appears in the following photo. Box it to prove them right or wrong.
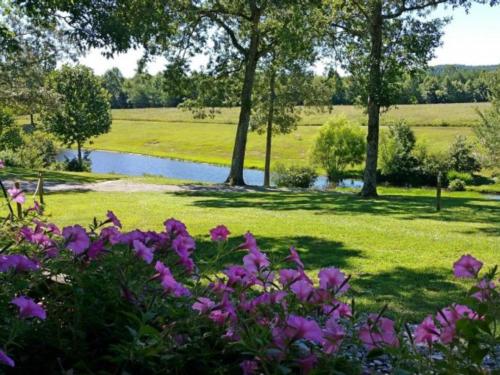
[15,181,22,219]
[436,172,442,212]
[38,171,44,205]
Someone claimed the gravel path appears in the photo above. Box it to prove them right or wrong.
[3,179,279,194]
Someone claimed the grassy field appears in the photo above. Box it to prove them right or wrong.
[16,186,495,320]
[111,102,490,127]
[91,119,473,169]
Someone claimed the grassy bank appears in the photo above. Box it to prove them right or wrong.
[21,186,498,320]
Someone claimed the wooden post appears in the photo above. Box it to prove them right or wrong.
[15,181,22,219]
[38,171,44,205]
[436,172,442,212]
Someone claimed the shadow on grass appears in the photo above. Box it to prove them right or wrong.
[175,189,499,226]
[352,266,468,319]
[0,168,118,184]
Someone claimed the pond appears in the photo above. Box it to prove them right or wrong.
[57,149,363,190]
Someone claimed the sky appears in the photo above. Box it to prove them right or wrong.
[78,3,500,78]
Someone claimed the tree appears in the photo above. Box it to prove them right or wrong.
[19,0,322,185]
[327,0,497,197]
[42,65,111,168]
[476,70,500,168]
[102,68,128,108]
[312,116,365,182]
[447,135,481,173]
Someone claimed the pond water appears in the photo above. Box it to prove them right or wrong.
[57,149,363,190]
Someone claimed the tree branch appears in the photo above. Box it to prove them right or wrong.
[383,0,449,19]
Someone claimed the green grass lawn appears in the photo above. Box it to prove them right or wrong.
[91,119,473,170]
[111,102,490,127]
[27,186,499,320]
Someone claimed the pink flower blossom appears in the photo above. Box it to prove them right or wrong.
[318,267,350,295]
[7,187,25,204]
[210,225,230,242]
[436,304,480,343]
[453,254,483,278]
[472,279,496,302]
[322,301,352,320]
[172,235,195,256]
[323,317,345,354]
[0,254,39,273]
[11,296,46,320]
[154,261,190,297]
[290,280,314,302]
[359,315,399,350]
[296,353,317,374]
[224,265,256,287]
[62,225,90,255]
[240,360,258,375]
[285,246,304,268]
[100,226,121,245]
[238,231,259,251]
[284,315,323,344]
[0,350,14,367]
[106,210,122,228]
[243,248,270,273]
[87,240,105,259]
[415,315,440,345]
[132,240,154,264]
[164,218,188,236]
[192,297,216,314]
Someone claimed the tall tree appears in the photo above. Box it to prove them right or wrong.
[20,0,321,185]
[102,68,128,108]
[327,0,498,197]
[42,65,111,167]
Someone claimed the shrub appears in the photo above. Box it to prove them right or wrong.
[311,116,365,182]
[0,108,23,151]
[272,163,317,188]
[447,170,474,185]
[448,178,466,191]
[447,135,481,173]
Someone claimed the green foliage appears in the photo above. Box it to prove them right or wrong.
[447,170,474,185]
[447,135,481,173]
[0,107,23,150]
[102,68,128,109]
[272,163,318,188]
[42,65,111,164]
[448,178,466,191]
[312,116,365,181]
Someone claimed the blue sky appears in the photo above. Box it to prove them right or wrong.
[79,3,500,77]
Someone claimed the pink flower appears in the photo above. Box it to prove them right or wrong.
[132,240,154,264]
[284,315,323,344]
[87,240,105,259]
[436,304,480,343]
[238,231,259,251]
[106,210,122,228]
[322,301,352,320]
[210,225,230,242]
[323,317,345,354]
[0,350,14,367]
[415,315,440,345]
[472,279,496,302]
[154,262,190,297]
[7,187,25,204]
[290,280,314,302]
[0,254,39,273]
[243,248,270,273]
[240,360,258,375]
[318,267,350,295]
[11,296,46,320]
[359,315,399,350]
[100,226,121,245]
[164,218,188,236]
[172,235,195,256]
[62,225,90,255]
[192,297,216,314]
[296,353,317,374]
[224,265,256,287]
[453,254,483,278]
[285,246,304,268]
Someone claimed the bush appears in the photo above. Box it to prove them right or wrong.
[0,108,23,151]
[447,170,474,185]
[448,178,466,191]
[272,163,318,188]
[447,135,481,173]
[311,116,365,182]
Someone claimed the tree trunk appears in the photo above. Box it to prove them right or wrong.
[30,113,35,127]
[264,69,276,187]
[77,141,83,169]
[361,2,383,198]
[225,9,260,186]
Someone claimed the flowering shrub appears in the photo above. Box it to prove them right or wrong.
[0,164,498,373]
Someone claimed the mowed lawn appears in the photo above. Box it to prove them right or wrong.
[92,119,474,169]
[37,187,499,320]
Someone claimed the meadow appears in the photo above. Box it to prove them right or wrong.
[17,103,483,170]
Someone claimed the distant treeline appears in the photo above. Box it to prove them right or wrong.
[103,64,499,109]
